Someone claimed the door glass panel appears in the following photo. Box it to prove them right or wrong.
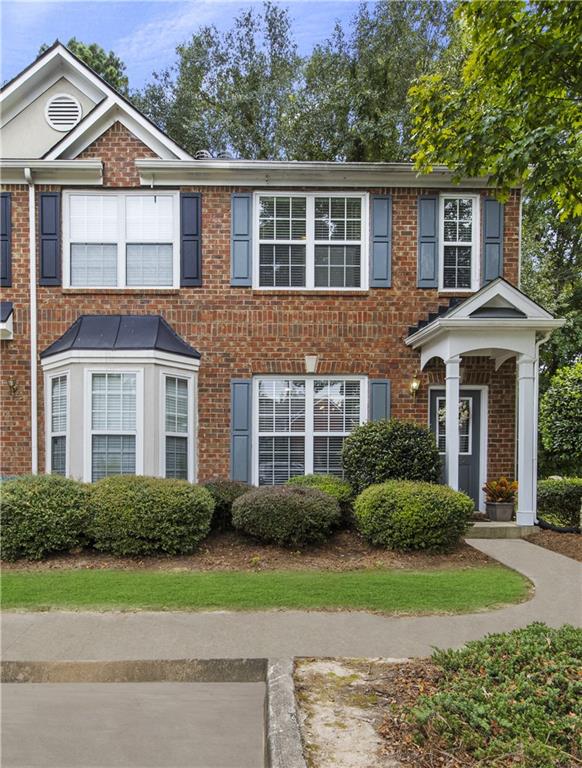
[436,397,472,455]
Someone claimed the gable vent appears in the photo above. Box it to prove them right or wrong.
[45,94,82,132]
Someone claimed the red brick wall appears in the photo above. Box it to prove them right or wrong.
[0,121,520,481]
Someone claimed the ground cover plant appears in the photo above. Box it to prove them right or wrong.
[0,564,528,613]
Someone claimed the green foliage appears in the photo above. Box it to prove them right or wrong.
[410,1,582,220]
[539,363,582,471]
[482,477,518,503]
[232,485,340,547]
[411,623,582,767]
[286,474,353,524]
[1,475,90,561]
[39,38,129,94]
[90,476,214,556]
[342,419,441,494]
[537,478,582,528]
[354,480,473,551]
[203,478,250,530]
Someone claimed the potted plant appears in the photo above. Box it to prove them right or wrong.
[482,477,518,522]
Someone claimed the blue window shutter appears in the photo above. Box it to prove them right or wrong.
[181,193,202,286]
[417,196,438,288]
[370,195,392,287]
[0,193,11,287]
[231,193,252,286]
[231,379,252,482]
[39,192,61,286]
[482,198,504,284]
[368,379,391,421]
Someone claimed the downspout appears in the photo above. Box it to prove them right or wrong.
[532,331,552,522]
[24,167,38,474]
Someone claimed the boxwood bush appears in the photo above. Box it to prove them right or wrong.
[537,477,582,528]
[203,478,250,530]
[354,480,474,551]
[1,474,90,561]
[286,474,353,524]
[90,476,214,556]
[342,419,441,494]
[232,485,341,547]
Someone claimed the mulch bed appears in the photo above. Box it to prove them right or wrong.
[0,529,492,572]
[524,529,582,562]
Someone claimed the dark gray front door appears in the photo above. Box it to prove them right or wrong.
[429,389,481,507]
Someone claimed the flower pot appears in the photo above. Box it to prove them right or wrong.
[485,501,514,522]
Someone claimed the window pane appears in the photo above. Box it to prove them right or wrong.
[259,244,306,287]
[313,380,361,433]
[313,436,344,477]
[443,246,472,289]
[126,196,173,241]
[126,244,173,286]
[92,435,136,481]
[92,373,136,432]
[69,195,118,241]
[314,197,361,241]
[51,436,66,476]
[166,436,188,479]
[436,397,471,455]
[314,245,361,288]
[258,380,305,433]
[258,436,305,485]
[71,244,117,287]
[165,377,189,433]
[51,376,67,433]
[259,196,306,242]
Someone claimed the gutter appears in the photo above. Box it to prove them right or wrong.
[24,167,37,474]
[0,160,102,186]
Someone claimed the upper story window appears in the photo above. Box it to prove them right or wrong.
[63,192,179,289]
[439,195,480,292]
[254,192,368,290]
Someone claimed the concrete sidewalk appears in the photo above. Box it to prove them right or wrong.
[2,540,581,660]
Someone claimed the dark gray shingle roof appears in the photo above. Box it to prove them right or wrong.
[40,315,200,359]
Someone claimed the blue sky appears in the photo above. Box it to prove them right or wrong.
[1,0,360,90]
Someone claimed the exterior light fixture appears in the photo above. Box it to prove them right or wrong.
[304,355,318,374]
[409,375,421,397]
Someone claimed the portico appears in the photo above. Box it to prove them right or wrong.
[406,279,564,525]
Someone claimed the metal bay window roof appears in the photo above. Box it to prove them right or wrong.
[40,315,200,359]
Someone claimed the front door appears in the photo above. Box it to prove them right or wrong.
[429,389,481,507]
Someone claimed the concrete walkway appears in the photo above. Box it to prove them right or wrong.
[2,540,581,660]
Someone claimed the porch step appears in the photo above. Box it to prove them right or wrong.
[466,521,532,539]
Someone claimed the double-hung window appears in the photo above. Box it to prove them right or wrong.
[49,373,68,475]
[255,377,367,485]
[90,372,140,481]
[255,193,368,290]
[439,195,479,291]
[64,192,179,288]
[163,374,192,481]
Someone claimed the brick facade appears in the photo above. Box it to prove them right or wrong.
[1,121,520,483]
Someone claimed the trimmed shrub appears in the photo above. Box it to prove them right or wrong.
[232,485,341,547]
[354,480,473,551]
[1,474,90,561]
[203,478,250,531]
[90,476,214,556]
[539,363,582,472]
[537,477,582,528]
[286,474,353,524]
[342,419,441,494]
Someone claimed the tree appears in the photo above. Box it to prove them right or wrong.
[39,39,129,95]
[410,1,582,220]
[539,363,582,474]
[133,3,300,158]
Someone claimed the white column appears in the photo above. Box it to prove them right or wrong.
[445,356,461,490]
[517,355,536,525]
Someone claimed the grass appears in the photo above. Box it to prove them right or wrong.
[0,565,529,614]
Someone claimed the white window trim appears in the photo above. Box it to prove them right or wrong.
[252,191,369,291]
[159,369,196,483]
[251,375,368,485]
[438,193,480,293]
[45,370,70,476]
[62,190,180,290]
[83,368,144,482]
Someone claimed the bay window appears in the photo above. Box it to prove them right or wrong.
[64,192,179,288]
[255,377,367,485]
[439,195,479,291]
[254,193,368,290]
[163,374,193,481]
[48,373,68,475]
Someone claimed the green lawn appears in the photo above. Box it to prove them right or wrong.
[0,565,529,614]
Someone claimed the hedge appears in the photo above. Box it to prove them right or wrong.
[286,474,353,524]
[1,474,90,561]
[537,477,582,528]
[203,478,250,530]
[232,485,341,547]
[354,480,474,551]
[90,475,214,556]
